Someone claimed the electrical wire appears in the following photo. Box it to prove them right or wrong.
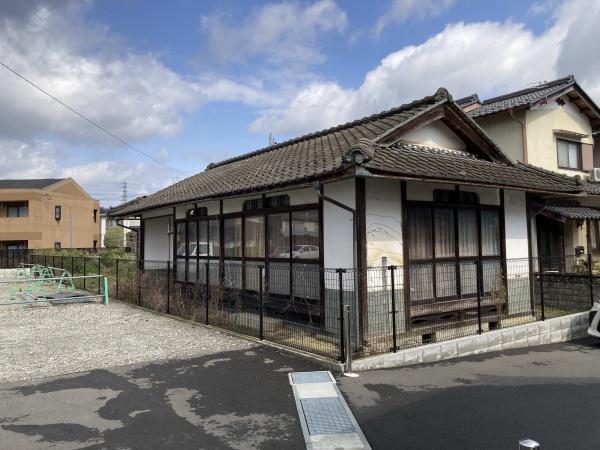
[0,60,187,176]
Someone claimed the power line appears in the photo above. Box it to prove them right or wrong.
[0,60,187,176]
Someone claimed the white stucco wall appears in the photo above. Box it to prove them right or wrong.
[526,99,594,177]
[365,177,403,267]
[476,111,524,162]
[143,216,172,261]
[400,121,466,151]
[323,178,355,269]
[504,190,529,261]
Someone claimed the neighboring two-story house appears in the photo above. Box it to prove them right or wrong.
[99,207,139,249]
[458,76,600,267]
[0,178,100,250]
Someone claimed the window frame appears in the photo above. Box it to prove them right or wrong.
[6,201,28,218]
[556,138,582,171]
[55,205,62,221]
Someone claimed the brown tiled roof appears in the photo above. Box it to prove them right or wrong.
[365,143,583,194]
[110,92,448,216]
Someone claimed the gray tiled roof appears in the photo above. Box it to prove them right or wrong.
[109,87,586,218]
[583,181,600,195]
[545,202,600,220]
[110,92,447,216]
[0,178,64,190]
[468,76,575,119]
[365,143,583,194]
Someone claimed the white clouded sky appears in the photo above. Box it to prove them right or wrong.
[0,0,598,206]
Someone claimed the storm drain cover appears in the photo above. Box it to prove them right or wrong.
[291,371,334,384]
[301,397,355,435]
[289,371,371,450]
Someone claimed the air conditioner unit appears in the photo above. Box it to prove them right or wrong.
[590,168,600,182]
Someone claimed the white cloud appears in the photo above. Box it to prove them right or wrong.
[201,0,347,67]
[252,20,562,134]
[0,3,205,145]
[375,0,456,36]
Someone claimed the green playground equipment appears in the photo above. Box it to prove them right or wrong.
[3,263,109,307]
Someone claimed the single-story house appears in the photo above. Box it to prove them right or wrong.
[109,88,590,344]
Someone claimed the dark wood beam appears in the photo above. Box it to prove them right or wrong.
[355,176,368,345]
[376,108,445,145]
[442,105,511,164]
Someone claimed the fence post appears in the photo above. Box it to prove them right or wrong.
[476,260,483,335]
[259,265,264,340]
[115,259,119,299]
[389,265,398,353]
[97,257,101,294]
[83,257,87,291]
[71,256,74,277]
[137,260,142,306]
[205,262,210,325]
[337,268,346,363]
[539,269,546,321]
[166,260,171,314]
[589,253,594,307]
[103,277,109,305]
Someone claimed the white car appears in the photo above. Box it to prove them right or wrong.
[588,301,600,338]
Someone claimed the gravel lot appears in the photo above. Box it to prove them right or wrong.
[0,299,255,384]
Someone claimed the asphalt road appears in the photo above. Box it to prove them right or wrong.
[1,338,599,449]
[339,337,600,450]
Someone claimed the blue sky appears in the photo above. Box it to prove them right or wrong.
[0,0,598,206]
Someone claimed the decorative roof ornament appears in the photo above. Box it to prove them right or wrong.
[344,138,375,165]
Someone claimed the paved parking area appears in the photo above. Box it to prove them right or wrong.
[339,338,600,450]
[0,345,321,449]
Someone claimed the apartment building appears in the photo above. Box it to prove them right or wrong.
[0,178,100,250]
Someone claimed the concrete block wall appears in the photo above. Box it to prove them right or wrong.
[352,311,589,371]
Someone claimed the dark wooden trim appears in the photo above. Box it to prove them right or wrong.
[400,180,411,331]
[355,176,368,343]
[139,218,145,261]
[430,206,437,301]
[318,184,325,325]
[525,194,535,312]
[219,200,224,285]
[499,189,508,303]
[376,108,445,145]
[442,105,512,164]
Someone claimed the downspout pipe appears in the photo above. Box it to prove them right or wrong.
[509,108,528,163]
[312,181,357,274]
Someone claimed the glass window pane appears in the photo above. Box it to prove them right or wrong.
[436,262,456,298]
[434,208,455,258]
[557,140,568,167]
[268,213,290,258]
[176,222,186,257]
[481,210,500,256]
[291,210,319,259]
[408,207,432,260]
[197,220,208,256]
[458,209,478,257]
[245,216,265,258]
[568,142,579,168]
[224,217,242,257]
[409,263,433,303]
[187,221,198,256]
[19,205,28,217]
[209,219,220,257]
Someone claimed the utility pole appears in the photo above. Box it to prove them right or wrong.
[121,182,128,203]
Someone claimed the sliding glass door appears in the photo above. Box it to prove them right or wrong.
[407,200,502,305]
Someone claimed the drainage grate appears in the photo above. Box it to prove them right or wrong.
[301,397,355,435]
[291,372,334,385]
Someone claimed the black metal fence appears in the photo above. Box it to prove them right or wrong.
[0,250,594,361]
